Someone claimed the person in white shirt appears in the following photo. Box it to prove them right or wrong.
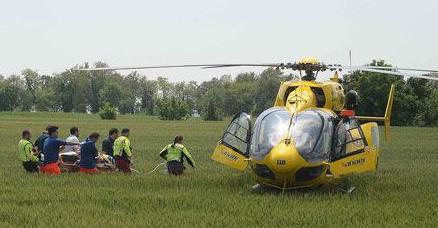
[65,127,81,154]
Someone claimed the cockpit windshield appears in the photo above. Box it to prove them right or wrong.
[250,108,335,163]
[290,110,335,163]
[251,108,290,160]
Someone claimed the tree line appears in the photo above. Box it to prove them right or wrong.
[1,60,437,126]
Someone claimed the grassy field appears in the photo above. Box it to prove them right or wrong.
[0,112,437,227]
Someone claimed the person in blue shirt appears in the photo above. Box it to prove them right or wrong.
[79,132,100,174]
[40,126,79,175]
[34,125,51,156]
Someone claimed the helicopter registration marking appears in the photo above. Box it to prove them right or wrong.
[277,160,286,165]
[342,158,365,167]
[222,151,238,161]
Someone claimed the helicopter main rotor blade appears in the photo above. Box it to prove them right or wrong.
[332,65,438,73]
[351,68,438,81]
[202,63,282,69]
[75,63,281,71]
[360,66,438,73]
[74,62,438,81]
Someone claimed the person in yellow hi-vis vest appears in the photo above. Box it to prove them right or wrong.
[159,135,195,175]
[18,129,40,173]
[113,128,132,173]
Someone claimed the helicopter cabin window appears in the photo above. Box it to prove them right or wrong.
[221,112,251,155]
[251,108,290,160]
[332,118,367,160]
[290,110,335,163]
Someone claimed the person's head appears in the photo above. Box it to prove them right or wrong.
[109,128,119,140]
[121,128,130,137]
[88,132,100,143]
[70,126,79,137]
[174,135,184,144]
[48,126,59,137]
[22,129,32,140]
[44,125,52,133]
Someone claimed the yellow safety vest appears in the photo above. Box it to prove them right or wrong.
[113,136,132,157]
[18,139,38,162]
[160,143,195,167]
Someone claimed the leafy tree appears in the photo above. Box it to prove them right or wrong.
[35,89,56,111]
[157,77,173,99]
[0,75,28,111]
[1,59,437,127]
[204,100,224,121]
[100,82,123,108]
[22,69,40,110]
[183,81,198,113]
[87,62,114,113]
[52,71,75,112]
[253,68,294,115]
[198,87,225,121]
[222,73,256,116]
[139,78,158,115]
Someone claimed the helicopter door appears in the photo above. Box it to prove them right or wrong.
[329,118,378,177]
[211,112,252,171]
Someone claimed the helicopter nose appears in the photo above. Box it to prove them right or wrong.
[267,141,300,174]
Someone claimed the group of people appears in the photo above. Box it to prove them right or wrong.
[18,125,196,176]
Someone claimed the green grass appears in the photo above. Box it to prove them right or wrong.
[0,112,437,227]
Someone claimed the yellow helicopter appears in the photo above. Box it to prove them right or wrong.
[212,57,392,191]
[78,57,438,191]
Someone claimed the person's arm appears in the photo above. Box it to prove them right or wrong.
[34,137,40,149]
[73,137,81,152]
[102,140,110,154]
[181,146,195,168]
[26,143,39,162]
[123,139,132,157]
[159,146,168,160]
[66,140,80,146]
[93,144,99,159]
[62,137,80,146]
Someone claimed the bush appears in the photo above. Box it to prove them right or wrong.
[98,103,118,120]
[157,97,189,120]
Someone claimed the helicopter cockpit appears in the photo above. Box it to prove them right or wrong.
[251,107,336,163]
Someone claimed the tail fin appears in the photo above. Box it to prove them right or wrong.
[356,84,395,142]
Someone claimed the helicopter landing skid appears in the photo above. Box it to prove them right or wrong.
[338,186,356,194]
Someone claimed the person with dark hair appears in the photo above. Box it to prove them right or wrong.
[34,125,51,156]
[79,132,100,174]
[113,128,132,173]
[40,126,80,175]
[18,130,39,173]
[159,135,195,175]
[65,126,80,154]
[102,128,119,157]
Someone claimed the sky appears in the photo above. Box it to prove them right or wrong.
[1,0,437,82]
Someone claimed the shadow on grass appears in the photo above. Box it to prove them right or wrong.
[249,177,369,197]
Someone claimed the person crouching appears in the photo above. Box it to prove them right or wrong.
[113,128,133,173]
[41,126,80,175]
[79,132,100,174]
[18,130,40,173]
[159,135,195,175]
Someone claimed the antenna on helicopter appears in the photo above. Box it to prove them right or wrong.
[349,50,353,75]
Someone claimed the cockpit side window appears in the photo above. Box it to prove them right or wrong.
[332,118,367,161]
[222,113,252,156]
